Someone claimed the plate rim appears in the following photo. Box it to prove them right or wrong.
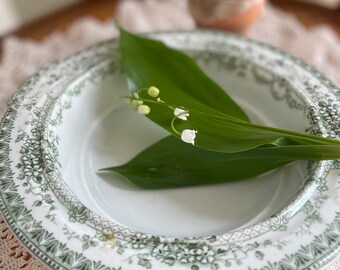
[0,29,339,270]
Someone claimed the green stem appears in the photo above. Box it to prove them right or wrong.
[171,117,181,136]
[191,108,340,146]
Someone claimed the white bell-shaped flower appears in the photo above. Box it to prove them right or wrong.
[181,129,197,145]
[174,108,189,121]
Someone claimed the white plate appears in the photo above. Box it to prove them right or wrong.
[0,31,339,270]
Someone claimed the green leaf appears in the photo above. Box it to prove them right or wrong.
[102,136,291,189]
[119,28,249,122]
[104,135,340,189]
[109,29,340,189]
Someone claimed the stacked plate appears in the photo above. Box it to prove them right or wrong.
[0,31,339,270]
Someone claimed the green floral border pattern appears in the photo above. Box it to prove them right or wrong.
[0,31,338,270]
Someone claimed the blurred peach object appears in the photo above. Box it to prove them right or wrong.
[188,0,265,35]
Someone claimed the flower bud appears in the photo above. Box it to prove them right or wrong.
[132,99,143,107]
[147,86,160,97]
[138,105,151,115]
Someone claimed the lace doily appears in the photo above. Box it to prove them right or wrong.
[0,1,339,269]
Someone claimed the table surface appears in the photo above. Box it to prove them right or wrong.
[0,0,339,43]
[0,0,339,58]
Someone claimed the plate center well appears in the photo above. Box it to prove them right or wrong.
[53,72,311,237]
[82,105,306,237]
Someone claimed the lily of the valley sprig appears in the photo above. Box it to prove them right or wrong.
[125,86,199,145]
[101,27,340,189]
